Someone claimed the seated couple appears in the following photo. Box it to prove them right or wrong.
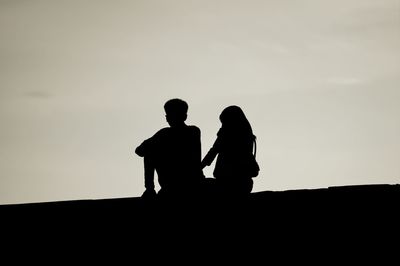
[135,98,259,200]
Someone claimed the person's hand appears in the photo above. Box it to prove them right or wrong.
[141,189,157,200]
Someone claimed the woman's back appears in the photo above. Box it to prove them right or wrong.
[202,105,257,196]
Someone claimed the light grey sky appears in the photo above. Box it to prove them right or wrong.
[1,0,399,204]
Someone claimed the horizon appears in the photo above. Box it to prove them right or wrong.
[2,183,399,206]
[1,0,399,204]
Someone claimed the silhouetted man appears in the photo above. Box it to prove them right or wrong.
[135,99,204,199]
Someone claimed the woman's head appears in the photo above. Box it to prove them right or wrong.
[219,105,254,137]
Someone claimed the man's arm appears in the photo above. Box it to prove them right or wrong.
[135,139,150,157]
[135,133,161,197]
[143,155,156,192]
[193,127,205,178]
[135,128,166,157]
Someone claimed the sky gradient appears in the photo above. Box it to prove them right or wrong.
[1,0,399,204]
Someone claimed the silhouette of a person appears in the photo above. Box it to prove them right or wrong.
[202,105,257,197]
[135,99,204,200]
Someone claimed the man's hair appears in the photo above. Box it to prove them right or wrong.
[164,98,188,116]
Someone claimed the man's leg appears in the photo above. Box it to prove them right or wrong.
[142,155,157,198]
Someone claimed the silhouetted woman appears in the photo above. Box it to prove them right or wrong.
[202,106,258,197]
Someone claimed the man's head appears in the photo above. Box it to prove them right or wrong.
[164,98,188,127]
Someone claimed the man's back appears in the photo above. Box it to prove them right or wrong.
[136,98,204,198]
[154,125,203,189]
[136,125,203,193]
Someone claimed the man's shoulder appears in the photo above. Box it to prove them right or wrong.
[153,127,171,138]
[157,127,171,133]
[187,125,200,131]
[154,127,171,136]
[156,125,200,137]
[186,125,201,136]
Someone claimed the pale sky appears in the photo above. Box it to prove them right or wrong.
[1,0,399,204]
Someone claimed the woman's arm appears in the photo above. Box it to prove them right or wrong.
[201,136,221,169]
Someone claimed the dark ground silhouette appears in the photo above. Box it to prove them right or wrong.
[1,184,398,261]
[2,184,398,225]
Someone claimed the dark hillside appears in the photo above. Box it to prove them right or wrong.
[2,184,398,254]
